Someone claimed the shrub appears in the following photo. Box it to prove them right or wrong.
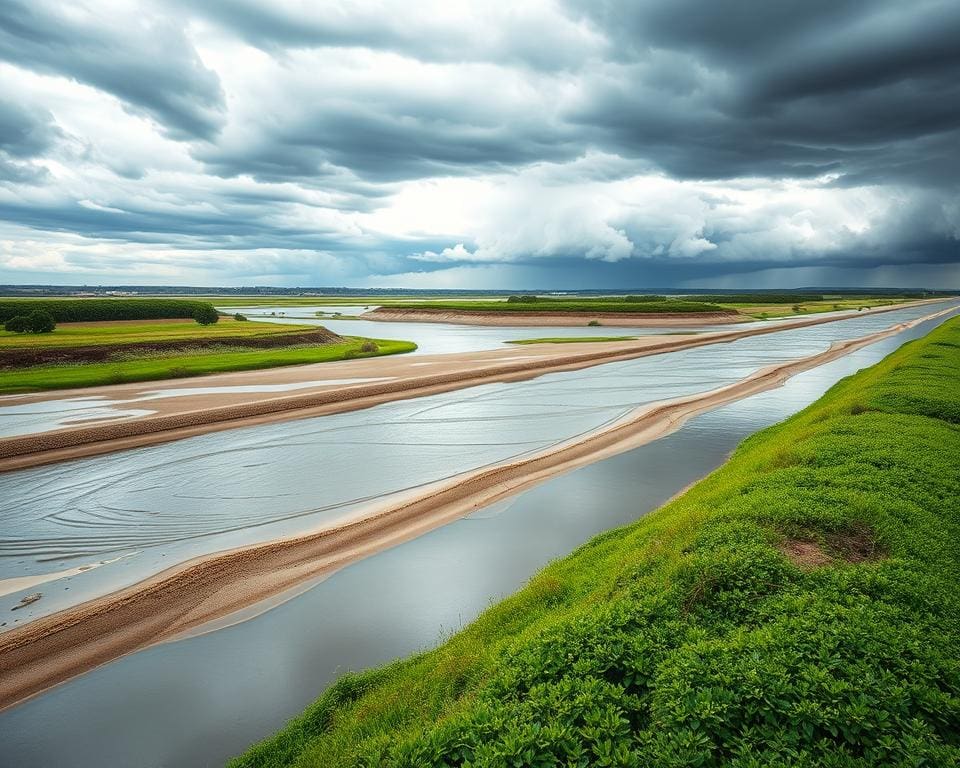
[4,315,29,333]
[0,298,220,323]
[587,320,602,327]
[507,295,539,303]
[360,341,379,353]
[193,305,220,325]
[4,311,55,333]
[26,310,56,333]
[233,313,248,321]
[623,295,667,302]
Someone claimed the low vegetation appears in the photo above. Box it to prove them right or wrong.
[0,337,415,394]
[0,298,219,323]
[232,317,960,768]
[737,298,912,320]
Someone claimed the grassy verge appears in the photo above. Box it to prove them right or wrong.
[507,336,638,344]
[0,338,415,394]
[232,317,960,768]
[0,318,315,348]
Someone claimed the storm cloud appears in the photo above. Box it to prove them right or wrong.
[0,0,957,287]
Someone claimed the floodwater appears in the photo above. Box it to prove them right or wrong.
[217,303,753,355]
[0,378,394,438]
[0,305,954,767]
[0,301,954,627]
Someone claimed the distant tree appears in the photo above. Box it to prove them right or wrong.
[26,310,56,333]
[507,295,539,303]
[193,305,220,325]
[4,315,29,333]
[233,312,248,321]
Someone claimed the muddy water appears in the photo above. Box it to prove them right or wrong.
[0,307,956,767]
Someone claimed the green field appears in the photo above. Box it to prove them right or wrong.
[734,298,914,320]
[232,317,960,767]
[0,318,315,348]
[0,338,416,394]
[507,336,638,344]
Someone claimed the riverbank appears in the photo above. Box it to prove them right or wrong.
[0,307,947,712]
[231,317,960,768]
[0,300,946,472]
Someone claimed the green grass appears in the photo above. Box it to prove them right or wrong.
[507,336,639,345]
[0,318,315,348]
[383,299,728,314]
[0,338,416,393]
[733,298,914,319]
[231,317,960,768]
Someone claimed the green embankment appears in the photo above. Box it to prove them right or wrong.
[0,338,415,394]
[0,318,315,348]
[0,298,218,323]
[233,317,960,768]
[507,336,638,345]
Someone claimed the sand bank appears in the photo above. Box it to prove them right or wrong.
[0,306,950,711]
[0,300,944,473]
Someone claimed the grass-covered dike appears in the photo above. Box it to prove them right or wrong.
[233,317,960,768]
[0,337,415,394]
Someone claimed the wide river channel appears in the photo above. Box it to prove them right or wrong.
[0,301,957,766]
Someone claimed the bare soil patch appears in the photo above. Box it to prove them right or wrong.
[779,523,883,569]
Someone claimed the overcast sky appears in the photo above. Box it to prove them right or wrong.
[0,0,958,289]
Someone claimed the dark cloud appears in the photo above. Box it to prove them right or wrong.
[0,1,225,140]
[0,100,60,182]
[566,0,960,188]
[198,102,579,185]
[0,0,956,286]
[183,0,600,70]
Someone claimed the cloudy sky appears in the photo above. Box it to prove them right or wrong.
[0,0,958,289]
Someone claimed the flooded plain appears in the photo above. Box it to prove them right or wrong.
[0,302,954,624]
[0,303,956,767]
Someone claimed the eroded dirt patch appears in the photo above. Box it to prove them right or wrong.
[779,523,883,569]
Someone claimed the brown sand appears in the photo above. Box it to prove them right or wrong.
[0,306,949,711]
[362,307,742,326]
[0,299,946,473]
